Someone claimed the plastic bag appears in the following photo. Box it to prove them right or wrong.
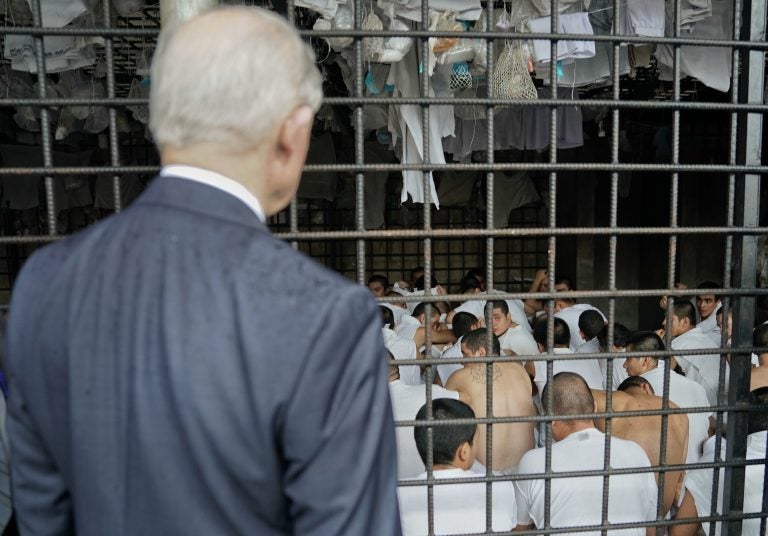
[433,11,463,55]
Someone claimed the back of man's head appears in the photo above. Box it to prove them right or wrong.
[542,372,594,416]
[617,375,655,394]
[462,328,501,355]
[533,316,570,347]
[150,7,322,152]
[578,310,605,340]
[672,301,697,327]
[627,331,664,362]
[414,399,476,466]
[747,387,768,435]
[597,322,631,351]
[452,312,477,340]
[380,306,395,329]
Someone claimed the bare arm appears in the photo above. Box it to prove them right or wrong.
[413,326,457,349]
[669,492,700,536]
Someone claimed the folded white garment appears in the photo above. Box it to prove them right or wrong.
[528,12,596,64]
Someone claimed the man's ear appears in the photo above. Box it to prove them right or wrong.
[264,106,314,215]
[456,441,473,464]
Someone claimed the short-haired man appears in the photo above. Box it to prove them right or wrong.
[445,329,536,473]
[751,324,768,391]
[436,311,479,385]
[490,300,539,358]
[514,372,657,533]
[592,376,689,515]
[695,281,723,345]
[624,331,711,463]
[531,316,603,394]
[5,8,400,534]
[672,387,768,536]
[597,322,632,390]
[663,301,723,406]
[554,297,606,352]
[397,302,456,352]
[397,399,517,534]
[387,351,460,480]
[368,274,389,297]
[450,296,531,334]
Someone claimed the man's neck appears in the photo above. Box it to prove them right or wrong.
[557,421,595,441]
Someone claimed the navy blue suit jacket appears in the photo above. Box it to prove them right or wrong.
[6,176,401,535]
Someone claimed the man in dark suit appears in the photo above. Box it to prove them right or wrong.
[5,7,400,535]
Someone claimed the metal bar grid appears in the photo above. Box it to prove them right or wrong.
[0,0,765,534]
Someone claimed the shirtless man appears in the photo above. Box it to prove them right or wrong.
[591,376,689,516]
[445,328,536,473]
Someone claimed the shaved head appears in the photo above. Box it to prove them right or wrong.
[542,372,595,416]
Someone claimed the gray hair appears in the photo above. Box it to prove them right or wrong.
[149,7,323,150]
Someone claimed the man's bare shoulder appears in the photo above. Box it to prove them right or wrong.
[445,367,472,390]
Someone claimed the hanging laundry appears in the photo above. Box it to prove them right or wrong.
[530,0,591,16]
[619,0,665,38]
[387,47,454,208]
[383,0,482,23]
[528,12,596,64]
[444,87,583,160]
[4,1,99,73]
[655,0,732,92]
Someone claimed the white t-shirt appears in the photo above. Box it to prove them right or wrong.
[389,381,460,480]
[683,431,767,536]
[534,348,603,396]
[398,467,516,535]
[515,427,657,534]
[697,310,723,346]
[610,354,629,391]
[672,326,724,406]
[381,302,409,328]
[554,303,605,352]
[499,325,540,358]
[641,364,711,463]
[578,338,605,389]
[437,337,464,385]
[384,327,421,386]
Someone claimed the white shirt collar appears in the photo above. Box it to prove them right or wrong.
[160,165,265,223]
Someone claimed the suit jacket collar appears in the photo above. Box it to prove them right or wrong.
[135,175,268,231]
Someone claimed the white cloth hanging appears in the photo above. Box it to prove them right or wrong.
[654,0,732,92]
[528,13,596,64]
[387,47,454,208]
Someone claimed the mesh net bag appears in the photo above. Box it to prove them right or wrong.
[491,40,538,102]
[362,12,384,60]
[449,61,473,90]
